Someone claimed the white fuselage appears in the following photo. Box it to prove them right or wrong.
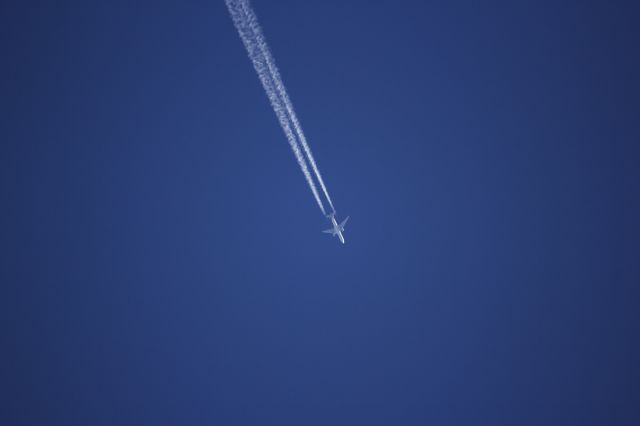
[331,216,345,244]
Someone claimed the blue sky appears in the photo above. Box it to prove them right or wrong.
[2,1,639,425]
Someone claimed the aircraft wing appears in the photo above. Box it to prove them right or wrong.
[322,228,335,234]
[340,216,349,228]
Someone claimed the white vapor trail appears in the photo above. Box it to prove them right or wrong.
[236,0,335,212]
[225,0,334,214]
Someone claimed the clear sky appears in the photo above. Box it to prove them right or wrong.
[2,1,639,425]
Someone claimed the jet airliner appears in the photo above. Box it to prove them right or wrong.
[322,212,349,244]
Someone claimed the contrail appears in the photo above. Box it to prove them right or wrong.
[236,0,335,212]
[226,0,334,214]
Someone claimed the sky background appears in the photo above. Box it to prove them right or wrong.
[2,1,640,425]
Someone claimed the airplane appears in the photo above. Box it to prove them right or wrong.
[322,212,349,244]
